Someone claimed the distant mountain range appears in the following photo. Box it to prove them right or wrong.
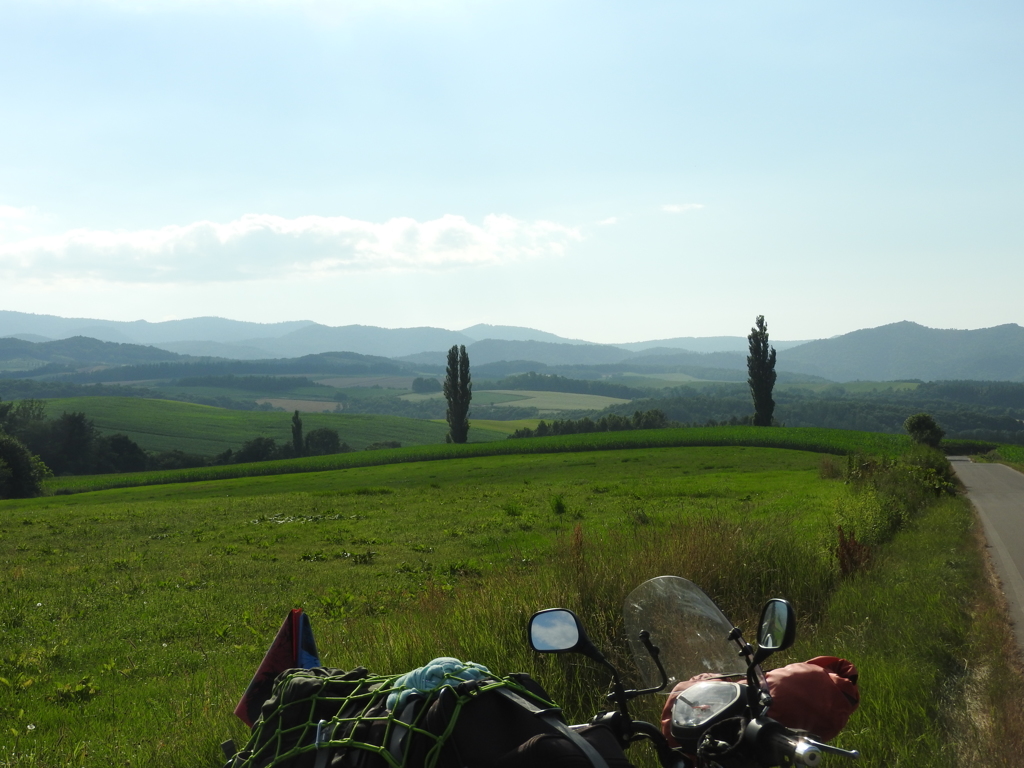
[1,311,1023,383]
[0,335,182,370]
[0,310,804,359]
[779,322,1024,382]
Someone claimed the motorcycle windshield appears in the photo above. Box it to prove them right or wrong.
[623,576,748,688]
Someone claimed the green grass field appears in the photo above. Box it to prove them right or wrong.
[401,390,632,411]
[35,426,912,496]
[995,444,1024,466]
[483,389,631,411]
[399,391,529,406]
[2,438,1017,767]
[36,397,508,456]
[0,445,839,767]
[463,418,542,435]
[619,372,706,385]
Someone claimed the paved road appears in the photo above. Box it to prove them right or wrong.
[950,457,1024,657]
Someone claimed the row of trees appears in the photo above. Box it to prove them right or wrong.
[1,400,152,498]
[508,409,669,439]
[1,401,150,476]
[479,371,646,400]
[0,401,361,498]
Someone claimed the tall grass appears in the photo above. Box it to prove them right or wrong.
[244,512,839,767]
[803,494,1024,767]
[232,449,1015,768]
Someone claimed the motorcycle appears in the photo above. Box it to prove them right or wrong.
[227,576,859,768]
[528,575,861,767]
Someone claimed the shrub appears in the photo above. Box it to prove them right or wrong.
[412,377,442,394]
[0,432,50,499]
[233,437,280,463]
[904,413,945,447]
[305,427,348,456]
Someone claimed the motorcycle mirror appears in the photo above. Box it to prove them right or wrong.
[753,599,796,662]
[528,609,606,664]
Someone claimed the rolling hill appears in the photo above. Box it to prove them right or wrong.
[780,322,1024,382]
[35,397,506,455]
[4,312,1024,383]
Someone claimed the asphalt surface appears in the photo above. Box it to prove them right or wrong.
[949,457,1024,657]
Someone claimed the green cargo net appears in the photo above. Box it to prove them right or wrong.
[230,667,549,768]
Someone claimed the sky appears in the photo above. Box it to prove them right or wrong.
[1,0,1021,344]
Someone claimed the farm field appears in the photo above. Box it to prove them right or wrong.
[0,445,838,766]
[624,372,707,384]
[2,432,1020,767]
[462,418,542,434]
[37,426,913,496]
[2,437,1016,767]
[994,443,1024,472]
[480,389,631,412]
[314,376,420,389]
[155,382,334,402]
[399,391,529,406]
[253,398,343,412]
[35,397,506,455]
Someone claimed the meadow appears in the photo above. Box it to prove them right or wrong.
[400,389,632,413]
[482,389,631,412]
[398,392,529,406]
[3,431,1021,767]
[2,445,830,765]
[38,426,911,496]
[36,398,506,456]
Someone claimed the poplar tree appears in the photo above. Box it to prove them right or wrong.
[291,410,304,457]
[443,345,472,444]
[747,315,777,427]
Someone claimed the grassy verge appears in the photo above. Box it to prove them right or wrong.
[41,426,911,496]
[802,494,1024,766]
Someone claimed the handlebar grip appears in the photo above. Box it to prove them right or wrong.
[752,720,858,766]
[770,732,822,767]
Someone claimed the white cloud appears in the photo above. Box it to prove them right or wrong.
[596,216,618,226]
[0,212,581,284]
[0,205,35,220]
[0,205,40,243]
[661,204,705,213]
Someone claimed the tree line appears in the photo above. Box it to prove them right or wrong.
[477,371,649,399]
[174,374,332,393]
[0,401,362,498]
[56,351,416,384]
[593,391,1024,444]
[508,409,669,438]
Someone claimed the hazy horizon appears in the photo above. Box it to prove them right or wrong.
[1,1,1021,344]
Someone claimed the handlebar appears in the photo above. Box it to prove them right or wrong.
[748,718,860,766]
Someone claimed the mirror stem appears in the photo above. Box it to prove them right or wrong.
[639,630,668,693]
